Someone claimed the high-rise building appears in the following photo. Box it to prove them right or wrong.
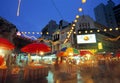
[113,4,120,27]
[94,0,117,28]
[41,20,59,40]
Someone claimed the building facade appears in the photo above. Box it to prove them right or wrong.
[0,17,17,42]
[52,20,72,53]
[41,20,59,40]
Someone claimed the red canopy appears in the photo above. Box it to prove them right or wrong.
[21,43,51,54]
[0,37,15,50]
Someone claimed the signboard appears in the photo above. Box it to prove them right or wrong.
[77,34,96,44]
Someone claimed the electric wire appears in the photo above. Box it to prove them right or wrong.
[50,0,64,19]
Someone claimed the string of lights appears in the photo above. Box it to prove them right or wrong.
[19,27,120,35]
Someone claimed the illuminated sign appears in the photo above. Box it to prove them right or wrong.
[77,34,96,44]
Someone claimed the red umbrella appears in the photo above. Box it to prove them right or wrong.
[80,50,93,56]
[21,42,51,54]
[0,37,15,50]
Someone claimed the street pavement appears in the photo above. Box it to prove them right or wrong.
[4,69,120,83]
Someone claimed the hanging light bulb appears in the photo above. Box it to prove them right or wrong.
[76,15,80,18]
[74,32,76,34]
[72,27,74,30]
[40,32,42,35]
[79,31,81,34]
[46,32,49,34]
[82,0,86,3]
[90,30,93,33]
[109,28,112,31]
[67,32,69,34]
[36,32,39,34]
[104,29,107,32]
[78,8,83,12]
[16,31,21,36]
[97,30,100,32]
[70,29,73,32]
[74,19,77,23]
[72,24,76,27]
[24,32,27,34]
[32,32,35,34]
[115,28,118,30]
[85,31,88,33]
[28,32,30,34]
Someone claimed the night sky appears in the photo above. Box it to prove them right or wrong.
[0,0,119,37]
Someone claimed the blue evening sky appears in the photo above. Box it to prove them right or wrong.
[0,0,119,37]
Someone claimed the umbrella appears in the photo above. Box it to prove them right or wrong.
[21,42,51,54]
[80,50,93,56]
[65,47,79,56]
[0,37,15,50]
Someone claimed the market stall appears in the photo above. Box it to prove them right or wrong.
[21,42,51,81]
